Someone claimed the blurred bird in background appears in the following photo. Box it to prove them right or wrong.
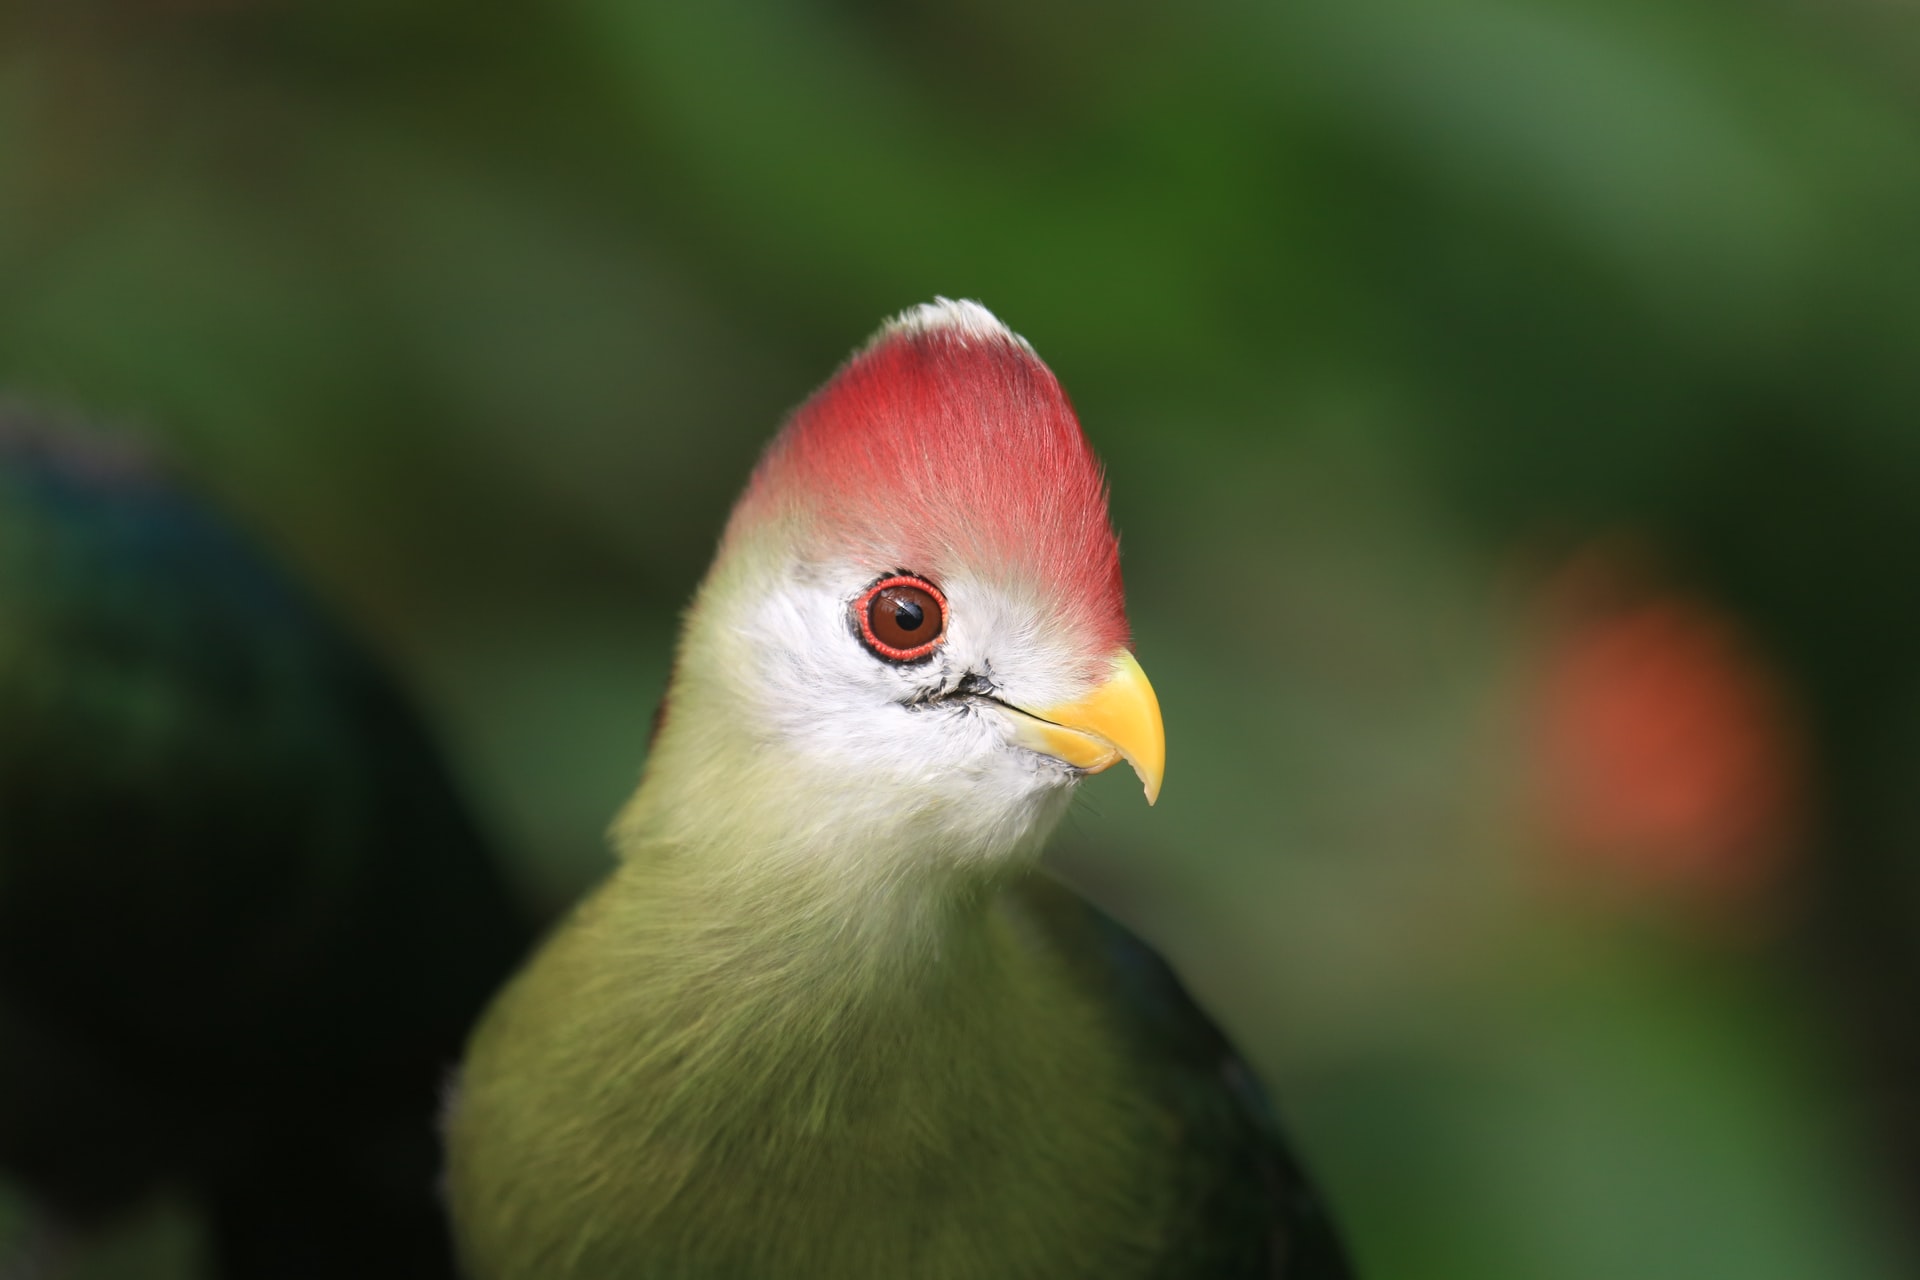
[0,409,532,1279]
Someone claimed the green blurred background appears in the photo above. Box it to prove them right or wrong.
[5,1,1920,1276]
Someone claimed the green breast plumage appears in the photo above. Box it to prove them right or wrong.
[446,854,1347,1279]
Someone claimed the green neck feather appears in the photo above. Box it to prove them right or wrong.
[448,776,1180,1279]
[448,544,1185,1278]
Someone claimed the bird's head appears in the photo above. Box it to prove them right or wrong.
[631,300,1162,873]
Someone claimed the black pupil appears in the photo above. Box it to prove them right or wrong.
[890,596,925,631]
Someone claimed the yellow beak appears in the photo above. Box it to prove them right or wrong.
[1006,650,1166,804]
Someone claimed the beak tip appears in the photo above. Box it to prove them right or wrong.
[1135,758,1164,807]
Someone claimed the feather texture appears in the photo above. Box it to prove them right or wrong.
[732,298,1129,669]
[449,847,1350,1278]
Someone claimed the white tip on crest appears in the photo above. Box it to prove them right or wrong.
[872,298,1034,353]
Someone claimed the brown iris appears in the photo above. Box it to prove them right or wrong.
[856,575,947,662]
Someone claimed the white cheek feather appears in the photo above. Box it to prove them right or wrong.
[695,556,1089,869]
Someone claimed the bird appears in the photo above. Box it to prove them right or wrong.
[0,408,532,1279]
[443,299,1351,1279]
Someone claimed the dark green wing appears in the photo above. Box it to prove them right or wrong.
[1028,874,1354,1279]
[0,410,533,1278]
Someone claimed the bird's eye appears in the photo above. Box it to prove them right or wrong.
[855,574,947,662]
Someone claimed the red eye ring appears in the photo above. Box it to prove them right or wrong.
[855,574,948,662]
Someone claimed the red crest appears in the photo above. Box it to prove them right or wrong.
[731,302,1129,659]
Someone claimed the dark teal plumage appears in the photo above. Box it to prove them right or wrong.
[0,410,531,1278]
[1033,880,1352,1278]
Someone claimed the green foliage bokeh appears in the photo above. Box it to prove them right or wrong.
[4,2,1919,1277]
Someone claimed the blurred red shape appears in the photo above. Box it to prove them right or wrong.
[1529,550,1806,913]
